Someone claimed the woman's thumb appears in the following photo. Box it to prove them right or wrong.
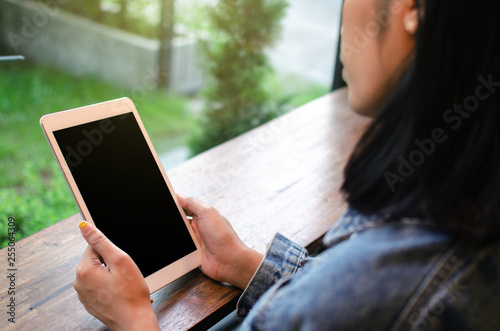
[79,221,121,264]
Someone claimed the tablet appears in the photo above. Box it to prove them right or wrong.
[40,98,202,293]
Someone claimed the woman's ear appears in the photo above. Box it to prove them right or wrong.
[403,0,419,36]
[403,8,419,35]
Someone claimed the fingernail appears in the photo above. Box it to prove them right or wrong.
[151,299,154,304]
[79,221,87,229]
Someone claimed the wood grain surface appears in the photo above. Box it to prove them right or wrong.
[0,88,370,330]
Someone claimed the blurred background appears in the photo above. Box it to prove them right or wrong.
[0,0,342,247]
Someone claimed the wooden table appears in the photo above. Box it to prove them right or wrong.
[0,88,369,330]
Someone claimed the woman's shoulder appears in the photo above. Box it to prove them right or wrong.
[315,210,500,330]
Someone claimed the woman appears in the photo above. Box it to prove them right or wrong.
[73,0,500,329]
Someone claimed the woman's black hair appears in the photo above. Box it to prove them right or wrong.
[342,0,500,242]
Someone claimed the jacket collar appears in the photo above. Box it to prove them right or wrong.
[323,208,437,247]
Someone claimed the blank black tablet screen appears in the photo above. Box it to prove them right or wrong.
[53,112,196,277]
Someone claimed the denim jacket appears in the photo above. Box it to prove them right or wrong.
[236,209,500,330]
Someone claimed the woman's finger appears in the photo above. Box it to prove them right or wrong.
[80,244,105,268]
[74,246,104,293]
[177,194,211,216]
[79,221,124,265]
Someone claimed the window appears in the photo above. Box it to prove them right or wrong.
[0,0,342,246]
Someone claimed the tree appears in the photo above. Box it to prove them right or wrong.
[190,0,288,154]
[158,0,175,88]
[117,0,128,30]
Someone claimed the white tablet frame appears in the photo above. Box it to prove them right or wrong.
[40,97,202,293]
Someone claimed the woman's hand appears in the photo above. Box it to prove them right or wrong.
[178,195,263,289]
[73,221,159,331]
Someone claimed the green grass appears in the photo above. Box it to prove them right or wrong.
[0,61,195,248]
[263,72,330,109]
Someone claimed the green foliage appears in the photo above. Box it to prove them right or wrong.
[189,0,288,154]
[0,161,74,248]
[0,61,194,248]
[34,0,161,38]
